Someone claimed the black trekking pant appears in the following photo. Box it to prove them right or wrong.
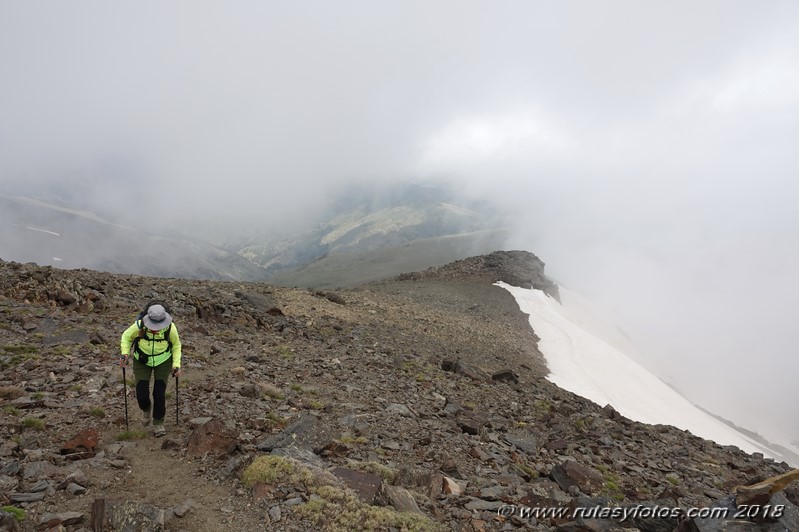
[132,357,172,423]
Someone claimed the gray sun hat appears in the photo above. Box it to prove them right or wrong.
[143,304,172,331]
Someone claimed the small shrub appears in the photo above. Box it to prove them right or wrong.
[90,407,106,418]
[666,474,681,485]
[308,400,325,410]
[32,392,45,400]
[290,383,303,392]
[69,384,83,392]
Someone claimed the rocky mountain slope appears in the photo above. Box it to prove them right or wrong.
[0,251,797,531]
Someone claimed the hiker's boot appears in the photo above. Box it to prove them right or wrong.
[141,409,151,427]
[153,423,166,438]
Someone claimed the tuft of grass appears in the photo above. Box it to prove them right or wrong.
[242,455,318,487]
[1,506,25,522]
[69,384,83,392]
[259,383,285,401]
[117,430,147,441]
[0,385,25,400]
[1,344,37,355]
[3,405,22,416]
[242,456,440,531]
[53,345,72,356]
[290,383,303,392]
[296,485,442,532]
[277,344,294,359]
[32,391,45,400]
[90,407,106,418]
[514,463,539,479]
[263,411,288,429]
[533,399,552,417]
[345,460,398,483]
[337,436,369,445]
[574,417,592,432]
[308,400,325,410]
[600,467,625,501]
[666,474,681,486]
[22,417,45,430]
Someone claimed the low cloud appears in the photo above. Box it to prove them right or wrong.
[2,1,798,442]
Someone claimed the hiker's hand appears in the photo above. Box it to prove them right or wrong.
[171,367,182,378]
[119,354,129,367]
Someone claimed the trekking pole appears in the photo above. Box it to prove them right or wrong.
[175,375,180,425]
[122,366,129,431]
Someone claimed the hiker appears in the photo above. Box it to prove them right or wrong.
[119,304,182,437]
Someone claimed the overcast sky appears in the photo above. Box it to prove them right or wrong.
[2,1,798,444]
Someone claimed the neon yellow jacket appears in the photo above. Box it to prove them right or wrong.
[120,321,182,369]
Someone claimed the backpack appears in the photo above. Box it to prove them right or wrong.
[132,301,173,358]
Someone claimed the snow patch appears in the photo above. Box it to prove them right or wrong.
[497,282,780,458]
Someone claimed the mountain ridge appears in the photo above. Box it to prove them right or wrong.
[0,252,797,531]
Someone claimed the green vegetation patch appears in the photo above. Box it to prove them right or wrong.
[1,506,25,522]
[1,344,37,355]
[242,455,318,487]
[598,465,625,502]
[243,455,440,531]
[0,344,39,369]
[117,430,148,441]
[344,460,398,483]
[22,417,45,430]
[3,405,22,416]
[297,485,442,532]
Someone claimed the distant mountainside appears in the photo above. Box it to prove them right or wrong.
[223,183,508,279]
[1,183,509,287]
[0,194,269,281]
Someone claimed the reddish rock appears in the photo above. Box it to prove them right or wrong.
[331,467,382,504]
[252,483,275,501]
[551,460,604,496]
[60,428,100,459]
[187,419,237,458]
